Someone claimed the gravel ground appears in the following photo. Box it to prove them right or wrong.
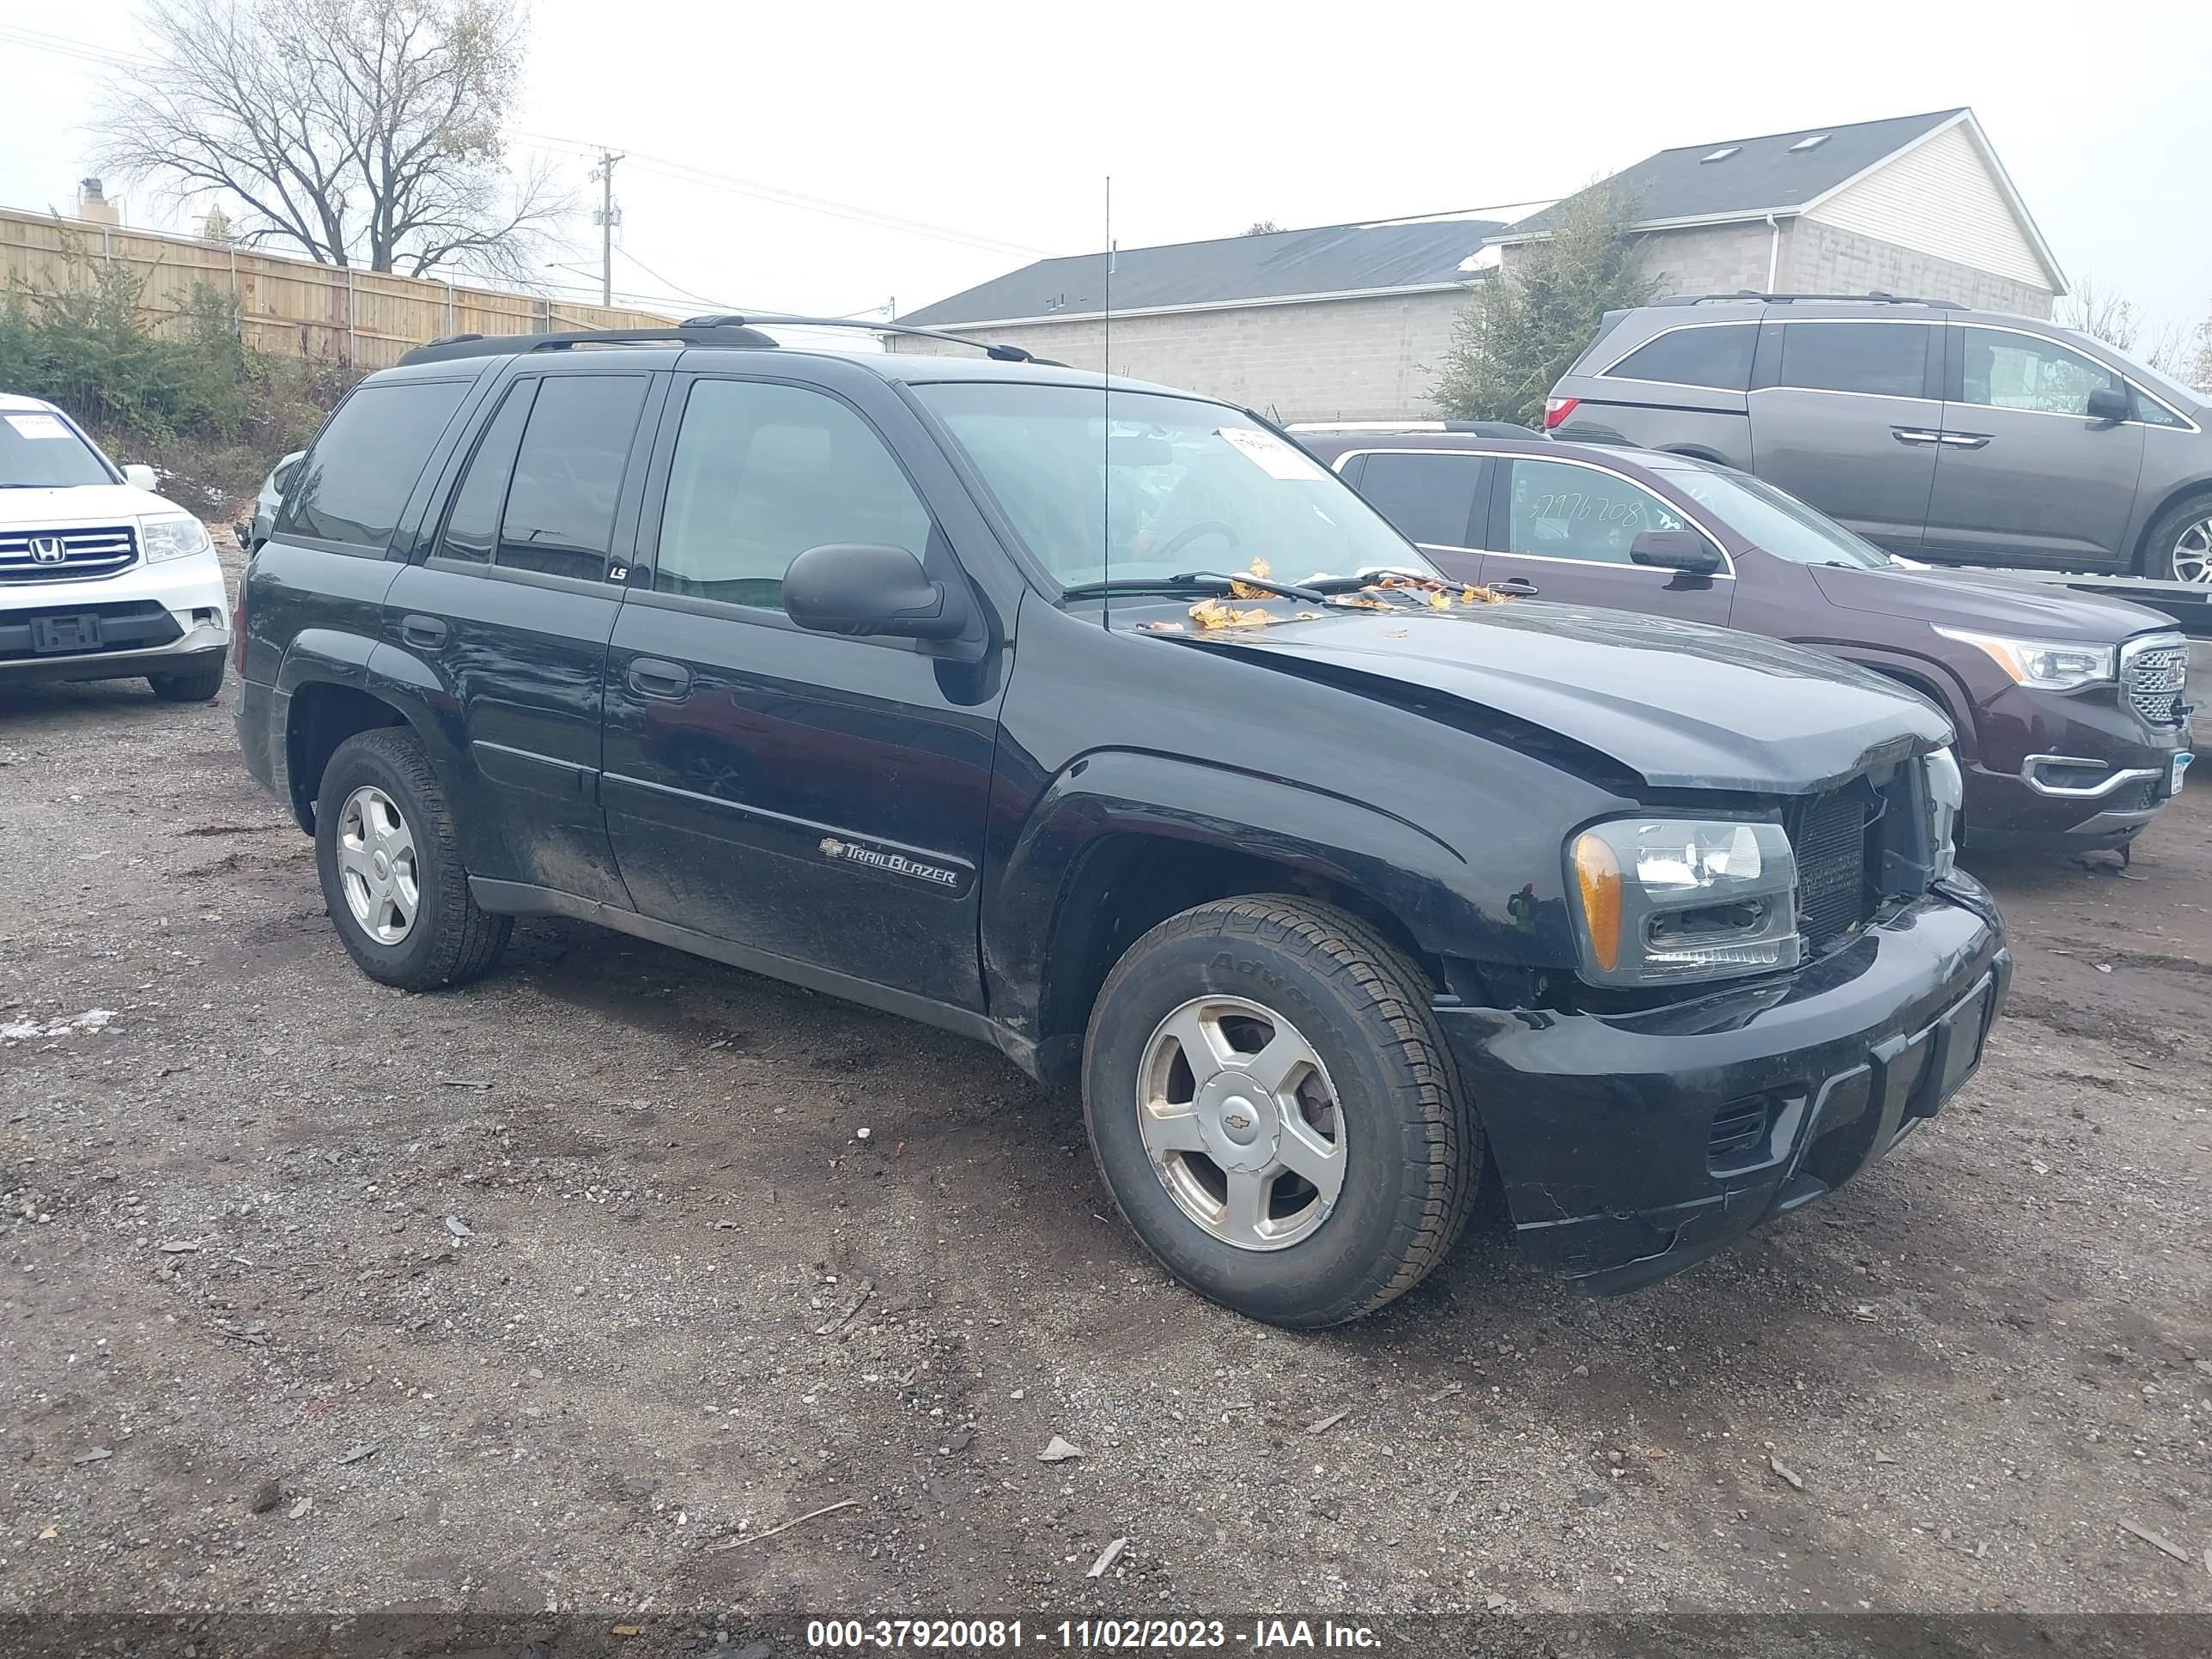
[2,541,2208,1626]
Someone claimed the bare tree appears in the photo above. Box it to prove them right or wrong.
[1243,220,1283,236]
[2059,272,2190,375]
[94,0,568,283]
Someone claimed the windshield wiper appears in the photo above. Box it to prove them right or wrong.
[1060,570,1330,604]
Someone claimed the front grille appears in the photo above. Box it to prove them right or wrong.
[2123,640,2187,727]
[0,525,138,584]
[1790,788,1871,949]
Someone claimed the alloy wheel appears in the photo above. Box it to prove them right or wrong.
[1135,994,1346,1251]
[336,785,420,945]
[2173,514,2212,585]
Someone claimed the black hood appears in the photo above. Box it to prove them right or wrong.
[1172,600,1950,795]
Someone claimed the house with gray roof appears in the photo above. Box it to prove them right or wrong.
[885,216,1505,423]
[888,107,2063,422]
[1492,108,2066,319]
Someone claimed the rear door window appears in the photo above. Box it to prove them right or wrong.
[1357,452,1489,548]
[435,381,538,564]
[279,380,470,551]
[1776,323,1931,398]
[1607,324,1757,391]
[495,374,648,580]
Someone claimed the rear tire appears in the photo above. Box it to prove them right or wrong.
[314,726,510,990]
[1081,896,1479,1328]
[2144,492,2212,584]
[148,657,226,702]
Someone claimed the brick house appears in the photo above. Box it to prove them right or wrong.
[887,108,2065,422]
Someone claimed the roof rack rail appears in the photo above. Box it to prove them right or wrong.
[681,313,1057,364]
[399,313,1060,368]
[1652,290,1964,309]
[401,319,780,365]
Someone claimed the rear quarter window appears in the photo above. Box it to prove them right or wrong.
[1607,324,1756,392]
[278,380,471,552]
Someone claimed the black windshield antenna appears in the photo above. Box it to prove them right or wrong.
[1101,175,1113,635]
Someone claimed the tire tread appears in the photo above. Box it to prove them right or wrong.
[319,727,509,989]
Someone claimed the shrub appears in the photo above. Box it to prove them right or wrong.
[0,254,354,508]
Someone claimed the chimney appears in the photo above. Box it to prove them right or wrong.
[77,178,119,226]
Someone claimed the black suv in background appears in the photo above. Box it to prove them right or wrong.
[235,319,2008,1326]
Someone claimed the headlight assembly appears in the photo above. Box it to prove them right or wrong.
[1934,627,2115,691]
[1569,817,1801,988]
[141,515,214,564]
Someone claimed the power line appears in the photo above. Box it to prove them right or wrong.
[0,22,143,69]
[510,128,1049,258]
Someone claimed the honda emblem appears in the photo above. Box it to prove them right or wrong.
[29,537,67,564]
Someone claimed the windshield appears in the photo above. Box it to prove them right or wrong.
[1648,465,1891,569]
[2045,323,2204,413]
[1,409,114,489]
[913,382,1435,589]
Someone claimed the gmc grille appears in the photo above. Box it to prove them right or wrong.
[2122,639,2187,728]
[0,525,138,584]
[1790,788,1872,950]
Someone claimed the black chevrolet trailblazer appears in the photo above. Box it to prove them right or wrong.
[234,317,2010,1327]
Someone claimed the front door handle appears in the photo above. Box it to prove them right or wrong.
[1488,577,1540,597]
[1891,427,1943,446]
[1938,432,1991,449]
[626,658,693,700]
[398,614,447,650]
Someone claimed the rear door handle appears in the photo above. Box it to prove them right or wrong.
[398,614,447,650]
[1938,432,1991,449]
[1488,577,1540,597]
[626,658,693,700]
[1891,428,1942,446]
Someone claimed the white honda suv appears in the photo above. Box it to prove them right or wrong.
[2,392,229,701]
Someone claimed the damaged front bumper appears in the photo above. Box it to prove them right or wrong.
[1436,878,2009,1292]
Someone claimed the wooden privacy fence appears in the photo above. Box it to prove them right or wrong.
[0,205,674,368]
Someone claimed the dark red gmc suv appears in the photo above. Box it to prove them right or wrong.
[1301,432,2193,854]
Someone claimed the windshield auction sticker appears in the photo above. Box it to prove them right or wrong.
[1216,425,1324,481]
[4,413,71,440]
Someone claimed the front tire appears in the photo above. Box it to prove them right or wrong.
[148,656,226,702]
[1082,896,1479,1328]
[314,727,510,990]
[2145,492,2212,584]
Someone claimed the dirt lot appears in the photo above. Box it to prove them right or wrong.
[3,543,2209,1629]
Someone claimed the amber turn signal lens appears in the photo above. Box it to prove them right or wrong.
[1572,832,1623,973]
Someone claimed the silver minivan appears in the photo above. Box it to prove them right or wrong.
[1546,295,2212,583]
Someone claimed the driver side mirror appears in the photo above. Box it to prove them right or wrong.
[1630,528,1723,577]
[123,463,159,493]
[2085,385,2130,425]
[784,543,971,641]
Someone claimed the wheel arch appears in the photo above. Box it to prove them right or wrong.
[1792,643,1980,764]
[988,750,1512,1091]
[282,678,412,833]
[2132,478,2212,577]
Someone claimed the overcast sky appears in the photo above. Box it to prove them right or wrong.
[3,0,2208,352]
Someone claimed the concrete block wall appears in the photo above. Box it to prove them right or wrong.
[1503,219,2052,316]
[885,288,1475,423]
[1785,222,2054,318]
[1498,221,1781,300]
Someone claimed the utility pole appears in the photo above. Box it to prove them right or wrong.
[591,149,625,307]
